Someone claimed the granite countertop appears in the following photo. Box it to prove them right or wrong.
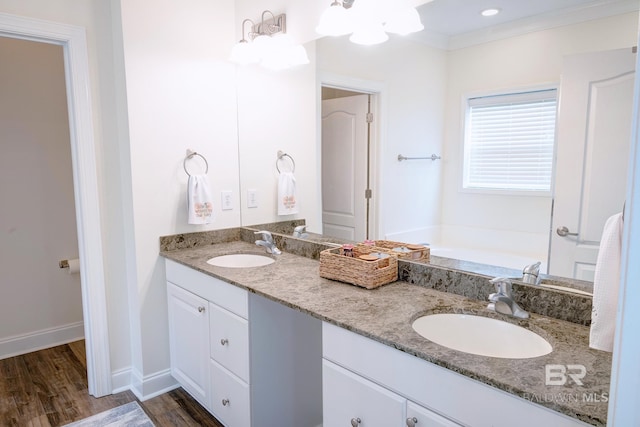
[161,240,611,426]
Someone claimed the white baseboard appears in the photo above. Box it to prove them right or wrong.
[0,321,84,360]
[111,367,133,394]
[129,367,180,401]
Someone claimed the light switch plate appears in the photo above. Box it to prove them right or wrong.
[221,191,233,211]
[247,189,258,208]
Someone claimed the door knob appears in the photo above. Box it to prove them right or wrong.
[350,418,361,426]
[556,226,578,237]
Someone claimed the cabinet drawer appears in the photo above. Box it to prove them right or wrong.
[407,401,461,427]
[210,302,250,382]
[166,259,248,318]
[211,359,250,427]
[323,359,405,427]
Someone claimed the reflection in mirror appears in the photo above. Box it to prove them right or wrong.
[237,2,639,291]
[313,3,638,288]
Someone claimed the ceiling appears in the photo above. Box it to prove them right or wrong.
[413,0,639,49]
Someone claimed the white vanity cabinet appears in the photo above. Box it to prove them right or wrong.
[322,322,590,427]
[165,259,322,427]
[166,282,211,409]
[323,359,460,427]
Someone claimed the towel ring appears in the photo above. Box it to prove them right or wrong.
[183,151,209,176]
[276,151,295,174]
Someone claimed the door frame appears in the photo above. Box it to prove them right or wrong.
[0,13,111,396]
[317,71,386,239]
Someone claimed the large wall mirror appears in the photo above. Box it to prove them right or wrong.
[236,0,639,290]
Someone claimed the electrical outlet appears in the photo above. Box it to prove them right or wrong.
[247,189,258,208]
[221,191,233,211]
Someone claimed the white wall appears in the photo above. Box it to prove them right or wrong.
[116,0,241,397]
[0,37,83,356]
[0,0,132,382]
[441,12,639,258]
[315,36,447,242]
[236,42,319,229]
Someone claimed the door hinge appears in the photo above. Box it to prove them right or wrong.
[366,113,374,123]
[365,189,372,199]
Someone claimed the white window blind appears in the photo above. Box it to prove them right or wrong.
[463,89,557,192]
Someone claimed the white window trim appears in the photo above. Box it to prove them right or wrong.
[458,84,559,197]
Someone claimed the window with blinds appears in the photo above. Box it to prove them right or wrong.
[463,89,557,193]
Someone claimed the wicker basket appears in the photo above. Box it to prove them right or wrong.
[370,240,430,261]
[319,245,398,289]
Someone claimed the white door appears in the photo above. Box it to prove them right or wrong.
[549,48,635,280]
[321,94,369,241]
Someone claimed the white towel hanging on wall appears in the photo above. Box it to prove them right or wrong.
[278,172,299,216]
[188,174,214,224]
[589,212,624,352]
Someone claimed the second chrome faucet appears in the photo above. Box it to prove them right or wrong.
[487,277,529,319]
[254,231,282,255]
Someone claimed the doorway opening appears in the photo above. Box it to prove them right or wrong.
[0,14,112,397]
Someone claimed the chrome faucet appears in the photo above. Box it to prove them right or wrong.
[522,261,541,285]
[292,225,308,239]
[254,231,281,255]
[487,277,529,319]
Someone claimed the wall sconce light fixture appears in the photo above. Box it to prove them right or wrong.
[316,0,424,45]
[230,11,309,70]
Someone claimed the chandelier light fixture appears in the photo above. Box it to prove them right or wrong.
[230,10,309,70]
[315,0,424,45]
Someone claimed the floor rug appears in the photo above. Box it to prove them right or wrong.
[63,401,155,427]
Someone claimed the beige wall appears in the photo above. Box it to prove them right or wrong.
[0,37,83,355]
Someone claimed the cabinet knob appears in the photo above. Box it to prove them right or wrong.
[198,306,205,313]
[406,417,418,427]
[220,338,229,346]
[222,398,230,406]
[350,418,361,426]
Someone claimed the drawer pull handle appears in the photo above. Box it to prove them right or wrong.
[198,306,205,313]
[350,418,361,426]
[220,338,229,346]
[406,417,418,427]
[222,398,230,406]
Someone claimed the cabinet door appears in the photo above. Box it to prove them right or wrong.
[167,283,210,408]
[323,359,405,427]
[209,302,249,382]
[211,359,251,427]
[406,401,462,427]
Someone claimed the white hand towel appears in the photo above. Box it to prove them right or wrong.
[589,212,624,352]
[187,174,214,225]
[277,172,299,216]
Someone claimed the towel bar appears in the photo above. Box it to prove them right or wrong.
[183,150,209,176]
[398,154,441,162]
[276,150,296,173]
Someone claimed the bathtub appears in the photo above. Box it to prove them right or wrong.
[427,245,547,273]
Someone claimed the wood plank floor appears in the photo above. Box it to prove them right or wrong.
[0,341,224,426]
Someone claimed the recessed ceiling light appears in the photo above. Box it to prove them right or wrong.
[481,8,501,17]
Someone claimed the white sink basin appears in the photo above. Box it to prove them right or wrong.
[206,253,275,268]
[412,313,552,359]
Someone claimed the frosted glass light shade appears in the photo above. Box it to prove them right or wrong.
[316,2,352,36]
[384,7,424,35]
[349,23,389,45]
[230,40,259,65]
